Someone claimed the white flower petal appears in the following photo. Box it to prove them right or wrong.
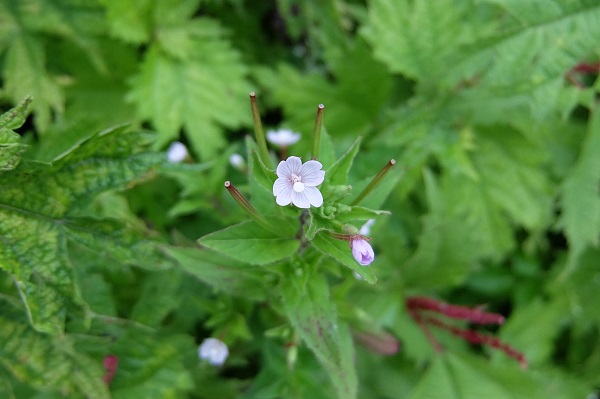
[291,190,310,208]
[276,156,302,178]
[273,177,290,196]
[303,186,323,207]
[266,128,301,147]
[198,338,229,367]
[275,185,293,206]
[301,160,325,186]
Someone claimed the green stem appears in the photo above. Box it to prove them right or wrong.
[250,92,272,168]
[351,159,396,206]
[311,104,325,160]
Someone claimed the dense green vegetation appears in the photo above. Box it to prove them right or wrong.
[1,1,599,398]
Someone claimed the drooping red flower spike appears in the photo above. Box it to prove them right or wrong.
[406,296,526,368]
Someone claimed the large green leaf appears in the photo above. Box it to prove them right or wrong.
[0,126,169,333]
[198,221,300,265]
[280,266,357,399]
[128,18,251,160]
[0,308,109,399]
[363,0,600,121]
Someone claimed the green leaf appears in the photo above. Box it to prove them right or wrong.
[3,34,63,131]
[311,232,377,284]
[100,0,153,43]
[280,267,357,399]
[255,40,392,139]
[128,19,251,160]
[363,0,600,121]
[0,97,31,171]
[84,318,194,399]
[198,221,300,265]
[409,353,539,399]
[0,126,168,333]
[560,108,600,266]
[165,246,268,300]
[324,136,361,187]
[0,309,109,399]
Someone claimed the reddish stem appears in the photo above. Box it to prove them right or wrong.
[406,296,505,325]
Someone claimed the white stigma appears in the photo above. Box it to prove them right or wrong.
[291,174,304,192]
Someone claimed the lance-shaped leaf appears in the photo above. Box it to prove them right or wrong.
[323,136,362,189]
[280,266,357,399]
[198,220,299,265]
[312,232,378,284]
[0,126,168,333]
[165,246,267,301]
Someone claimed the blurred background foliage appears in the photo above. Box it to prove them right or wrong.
[1,0,600,398]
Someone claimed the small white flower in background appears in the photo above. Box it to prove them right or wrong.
[166,141,188,163]
[273,156,325,208]
[359,219,376,236]
[353,271,363,280]
[266,128,301,147]
[198,338,229,367]
[350,237,375,266]
[229,153,245,170]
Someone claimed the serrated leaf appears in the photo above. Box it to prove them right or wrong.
[0,309,109,399]
[363,0,600,122]
[0,126,168,333]
[84,319,194,399]
[409,353,540,399]
[128,19,251,160]
[3,34,63,131]
[255,41,392,139]
[0,98,31,171]
[100,0,153,43]
[198,221,300,265]
[561,108,600,262]
[280,268,357,399]
[311,232,377,284]
[165,246,267,300]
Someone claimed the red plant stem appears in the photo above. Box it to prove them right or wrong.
[424,316,527,368]
[570,61,600,74]
[406,296,505,325]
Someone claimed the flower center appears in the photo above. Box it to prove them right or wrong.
[291,174,305,192]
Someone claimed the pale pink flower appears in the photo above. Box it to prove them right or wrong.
[266,128,301,147]
[350,237,375,266]
[198,338,229,367]
[273,156,325,208]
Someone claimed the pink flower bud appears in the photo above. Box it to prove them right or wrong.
[350,237,374,266]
